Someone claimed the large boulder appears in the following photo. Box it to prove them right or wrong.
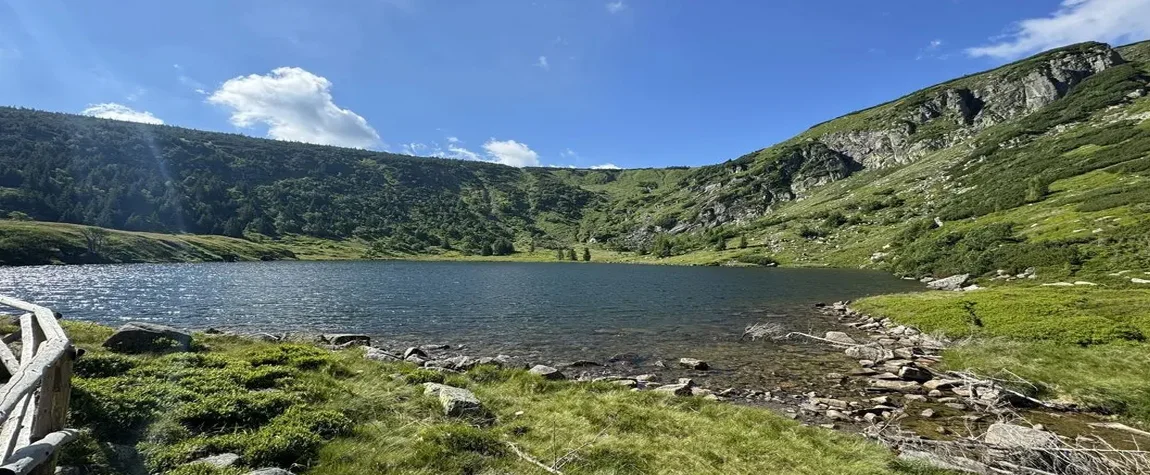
[102,323,192,354]
[653,383,693,396]
[824,331,857,345]
[926,274,970,291]
[423,383,483,417]
[985,423,1058,448]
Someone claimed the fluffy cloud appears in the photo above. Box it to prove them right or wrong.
[81,103,165,124]
[208,67,381,149]
[536,56,550,71]
[968,0,1150,59]
[591,163,621,169]
[606,1,626,14]
[483,139,540,167]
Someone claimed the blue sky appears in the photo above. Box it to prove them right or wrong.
[1,0,1149,169]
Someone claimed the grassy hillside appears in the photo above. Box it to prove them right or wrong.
[2,40,1149,278]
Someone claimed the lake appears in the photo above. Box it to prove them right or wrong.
[0,261,922,388]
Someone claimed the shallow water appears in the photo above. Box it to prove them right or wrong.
[0,261,923,388]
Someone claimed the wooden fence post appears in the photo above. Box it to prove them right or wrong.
[26,345,73,475]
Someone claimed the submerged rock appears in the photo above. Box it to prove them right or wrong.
[322,334,371,347]
[677,358,710,370]
[103,323,193,354]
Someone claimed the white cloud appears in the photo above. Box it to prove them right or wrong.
[606,1,626,14]
[536,55,550,71]
[483,139,541,167]
[81,103,165,125]
[968,0,1150,59]
[446,136,460,143]
[208,66,381,149]
[929,39,943,49]
[591,163,621,169]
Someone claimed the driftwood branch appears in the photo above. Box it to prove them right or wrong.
[507,443,563,474]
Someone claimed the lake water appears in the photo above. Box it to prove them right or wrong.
[0,261,922,389]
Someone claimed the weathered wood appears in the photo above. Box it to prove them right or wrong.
[0,341,18,376]
[0,429,79,475]
[26,347,72,475]
[0,296,74,475]
[0,395,30,463]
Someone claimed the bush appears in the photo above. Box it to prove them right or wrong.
[74,354,137,378]
[734,253,778,266]
[175,390,297,433]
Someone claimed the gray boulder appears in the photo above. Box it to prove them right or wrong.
[868,379,921,392]
[363,347,399,362]
[529,365,565,380]
[926,274,970,291]
[193,453,240,468]
[845,346,893,362]
[985,423,1058,448]
[677,358,710,370]
[653,383,693,396]
[403,347,428,359]
[824,331,857,345]
[322,334,371,347]
[423,383,483,416]
[102,323,192,354]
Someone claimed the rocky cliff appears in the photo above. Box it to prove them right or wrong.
[666,42,1129,231]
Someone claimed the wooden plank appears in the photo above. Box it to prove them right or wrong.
[0,394,30,463]
[25,346,72,475]
[0,429,79,475]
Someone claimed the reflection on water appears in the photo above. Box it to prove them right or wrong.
[0,261,923,387]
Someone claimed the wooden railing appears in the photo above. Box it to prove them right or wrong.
[0,296,77,475]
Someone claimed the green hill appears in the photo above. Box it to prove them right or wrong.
[2,40,1150,280]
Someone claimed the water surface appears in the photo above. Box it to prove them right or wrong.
[0,261,922,388]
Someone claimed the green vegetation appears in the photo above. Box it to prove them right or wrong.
[855,288,1150,421]
[56,322,940,474]
[3,41,1150,275]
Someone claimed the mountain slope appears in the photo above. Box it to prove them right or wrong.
[2,41,1149,278]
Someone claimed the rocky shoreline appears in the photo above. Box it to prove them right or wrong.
[108,299,1147,475]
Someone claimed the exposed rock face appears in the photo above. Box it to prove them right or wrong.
[103,323,192,354]
[670,43,1124,231]
[821,44,1123,169]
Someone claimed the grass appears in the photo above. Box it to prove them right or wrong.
[855,288,1150,423]
[54,321,945,475]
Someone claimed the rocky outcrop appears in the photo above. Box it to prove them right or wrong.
[820,43,1123,169]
